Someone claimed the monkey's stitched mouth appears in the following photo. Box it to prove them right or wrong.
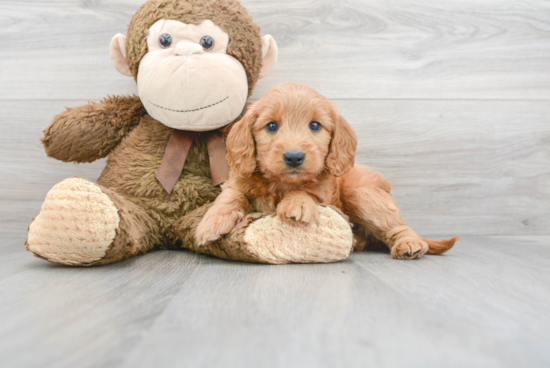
[148,96,229,113]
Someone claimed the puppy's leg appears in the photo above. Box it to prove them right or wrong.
[195,185,250,245]
[277,191,319,223]
[340,165,429,259]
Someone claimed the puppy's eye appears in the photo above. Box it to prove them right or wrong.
[266,122,279,133]
[159,34,173,48]
[200,36,214,50]
[309,121,322,132]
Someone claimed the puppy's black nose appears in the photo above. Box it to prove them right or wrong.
[284,150,305,168]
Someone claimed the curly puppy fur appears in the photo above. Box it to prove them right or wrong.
[196,83,459,259]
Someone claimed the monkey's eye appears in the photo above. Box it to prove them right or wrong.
[266,122,279,133]
[159,34,173,48]
[309,121,322,132]
[200,36,214,50]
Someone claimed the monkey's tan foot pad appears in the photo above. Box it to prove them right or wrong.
[243,205,353,264]
[26,178,120,266]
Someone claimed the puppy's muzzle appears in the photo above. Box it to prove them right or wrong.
[284,150,305,168]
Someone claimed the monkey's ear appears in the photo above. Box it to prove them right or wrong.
[259,35,278,79]
[110,34,132,77]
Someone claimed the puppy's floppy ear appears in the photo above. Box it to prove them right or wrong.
[226,109,258,177]
[326,110,357,177]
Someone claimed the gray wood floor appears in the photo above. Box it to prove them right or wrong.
[1,236,549,368]
[1,0,550,367]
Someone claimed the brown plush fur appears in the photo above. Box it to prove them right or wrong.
[196,83,459,259]
[32,0,270,265]
[42,95,147,163]
[41,109,225,264]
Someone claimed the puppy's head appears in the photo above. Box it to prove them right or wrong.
[227,82,357,184]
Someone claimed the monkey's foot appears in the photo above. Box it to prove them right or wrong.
[26,178,120,266]
[243,205,353,264]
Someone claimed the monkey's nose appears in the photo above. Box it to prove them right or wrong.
[284,151,305,168]
[174,42,204,56]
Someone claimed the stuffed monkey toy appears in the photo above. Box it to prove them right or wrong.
[25,0,354,266]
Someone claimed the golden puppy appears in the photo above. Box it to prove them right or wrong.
[195,82,458,259]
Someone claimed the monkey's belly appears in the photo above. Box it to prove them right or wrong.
[97,117,220,228]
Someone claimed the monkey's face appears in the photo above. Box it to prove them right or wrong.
[135,19,248,131]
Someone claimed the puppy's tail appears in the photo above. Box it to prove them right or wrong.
[423,236,460,255]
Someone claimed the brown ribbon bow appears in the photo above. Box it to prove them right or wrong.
[156,129,230,195]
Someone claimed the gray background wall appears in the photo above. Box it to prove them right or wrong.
[1,0,549,237]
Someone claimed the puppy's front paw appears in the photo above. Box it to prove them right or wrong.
[195,207,245,246]
[391,238,429,260]
[277,198,319,224]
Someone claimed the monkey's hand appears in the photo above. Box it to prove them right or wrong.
[42,95,146,163]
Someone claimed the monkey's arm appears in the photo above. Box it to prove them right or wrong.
[42,95,146,163]
[171,203,354,264]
